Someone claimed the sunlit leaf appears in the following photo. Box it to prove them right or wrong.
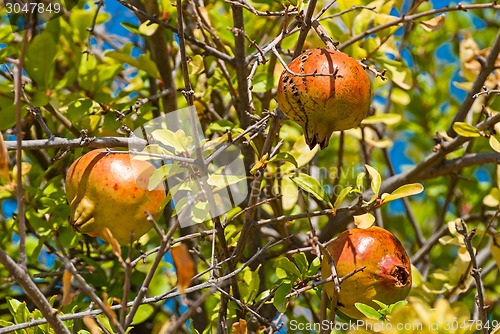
[452,122,481,137]
[171,243,196,293]
[355,303,383,320]
[268,152,298,167]
[365,164,381,197]
[276,257,301,277]
[353,213,375,229]
[188,55,205,75]
[419,14,446,32]
[250,153,269,174]
[381,183,424,204]
[138,20,159,36]
[489,135,500,153]
[362,113,402,125]
[131,304,155,325]
[334,186,353,209]
[148,164,184,191]
[356,171,366,190]
[291,173,331,206]
[483,187,500,207]
[152,129,190,153]
[12,162,32,179]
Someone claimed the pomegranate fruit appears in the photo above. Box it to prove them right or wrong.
[277,48,371,149]
[321,226,412,319]
[65,149,166,245]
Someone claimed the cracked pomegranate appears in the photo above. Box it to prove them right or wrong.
[321,226,412,319]
[65,149,166,245]
[277,48,371,149]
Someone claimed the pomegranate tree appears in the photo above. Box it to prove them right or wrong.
[277,48,371,149]
[321,226,412,319]
[65,149,166,245]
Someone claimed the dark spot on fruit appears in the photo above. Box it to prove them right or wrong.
[113,184,118,190]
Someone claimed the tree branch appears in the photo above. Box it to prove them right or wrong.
[0,250,71,334]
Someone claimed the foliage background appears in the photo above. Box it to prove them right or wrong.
[0,0,500,333]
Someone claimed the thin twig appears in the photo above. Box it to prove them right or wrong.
[455,221,488,332]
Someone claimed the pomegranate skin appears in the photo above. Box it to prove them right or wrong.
[277,48,371,150]
[321,226,412,319]
[65,149,166,245]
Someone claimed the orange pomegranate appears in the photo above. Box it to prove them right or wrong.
[65,149,166,245]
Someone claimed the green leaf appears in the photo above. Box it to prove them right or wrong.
[273,283,291,313]
[452,122,481,137]
[25,32,56,89]
[355,303,383,320]
[276,257,301,277]
[6,297,22,317]
[252,72,274,93]
[131,304,154,325]
[381,183,424,204]
[205,120,236,135]
[291,173,331,206]
[372,300,388,310]
[120,21,140,34]
[268,152,298,167]
[138,20,159,36]
[387,300,408,314]
[308,257,321,277]
[378,58,412,90]
[334,186,353,209]
[292,252,308,275]
[365,164,381,197]
[362,113,402,125]
[489,136,500,153]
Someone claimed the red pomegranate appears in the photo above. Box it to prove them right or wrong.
[277,48,371,149]
[321,226,412,319]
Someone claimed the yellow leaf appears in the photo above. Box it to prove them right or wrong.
[250,153,269,175]
[353,213,375,229]
[489,136,500,153]
[171,243,196,293]
[381,183,424,204]
[483,188,500,207]
[419,14,446,32]
[232,319,248,334]
[12,162,32,179]
[362,113,402,125]
[61,270,74,307]
[138,20,159,36]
